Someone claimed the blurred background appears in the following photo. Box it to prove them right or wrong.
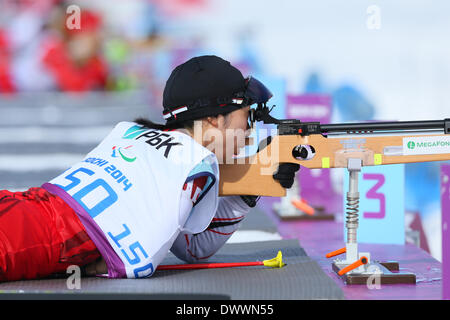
[0,0,449,260]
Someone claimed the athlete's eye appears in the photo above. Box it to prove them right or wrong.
[248,110,254,129]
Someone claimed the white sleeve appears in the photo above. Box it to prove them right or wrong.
[170,195,251,263]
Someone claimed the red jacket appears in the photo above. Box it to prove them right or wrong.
[41,36,108,92]
[0,29,15,93]
[0,188,100,281]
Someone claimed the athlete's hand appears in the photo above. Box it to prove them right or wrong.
[83,258,108,276]
[272,163,300,188]
[239,137,300,207]
[256,136,300,188]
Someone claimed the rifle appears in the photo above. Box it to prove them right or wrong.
[219,103,450,282]
[219,103,450,197]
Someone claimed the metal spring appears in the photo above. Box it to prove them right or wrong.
[346,197,359,243]
[346,197,359,225]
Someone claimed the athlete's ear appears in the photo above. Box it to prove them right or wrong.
[205,115,220,128]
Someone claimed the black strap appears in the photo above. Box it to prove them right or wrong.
[207,219,243,229]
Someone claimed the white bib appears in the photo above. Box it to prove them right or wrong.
[43,122,219,278]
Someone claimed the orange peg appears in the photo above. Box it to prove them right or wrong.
[338,256,369,276]
[291,199,315,216]
[325,247,346,258]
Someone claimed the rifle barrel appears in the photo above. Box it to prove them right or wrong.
[320,119,449,134]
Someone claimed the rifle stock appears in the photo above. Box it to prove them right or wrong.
[219,131,450,197]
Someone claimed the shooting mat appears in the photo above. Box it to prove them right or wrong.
[0,239,344,300]
[239,205,278,233]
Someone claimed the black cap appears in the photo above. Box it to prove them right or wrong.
[162,55,247,124]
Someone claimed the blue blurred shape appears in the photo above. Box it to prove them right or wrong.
[304,72,325,93]
[405,162,440,217]
[332,85,375,121]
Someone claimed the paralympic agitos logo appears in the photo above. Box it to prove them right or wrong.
[111,145,137,162]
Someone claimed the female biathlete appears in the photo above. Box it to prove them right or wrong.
[0,55,299,281]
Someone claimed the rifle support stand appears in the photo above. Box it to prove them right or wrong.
[326,158,416,285]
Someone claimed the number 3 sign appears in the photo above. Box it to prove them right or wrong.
[344,164,405,245]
